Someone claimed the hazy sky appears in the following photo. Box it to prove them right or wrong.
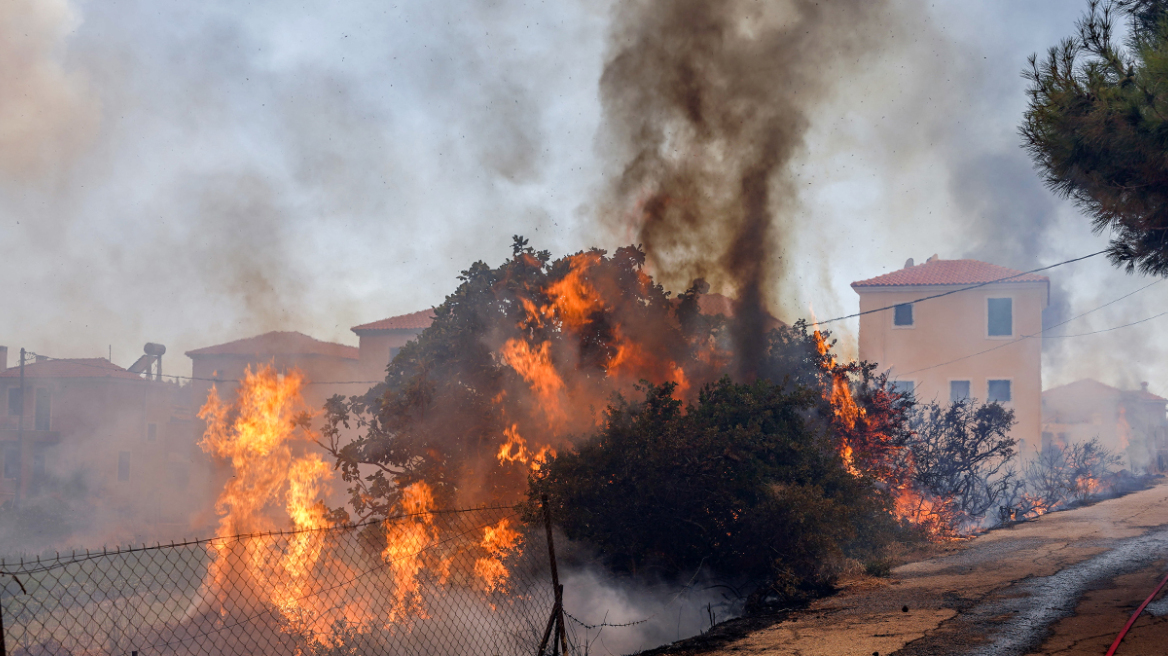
[1,0,1162,393]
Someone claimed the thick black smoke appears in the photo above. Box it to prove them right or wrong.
[596,0,899,377]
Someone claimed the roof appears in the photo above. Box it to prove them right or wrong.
[186,331,358,360]
[1044,378,1167,404]
[851,258,1050,288]
[0,358,145,381]
[351,309,436,334]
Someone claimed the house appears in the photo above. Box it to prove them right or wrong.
[350,309,436,380]
[1042,379,1167,473]
[186,331,366,412]
[851,256,1049,451]
[0,346,196,533]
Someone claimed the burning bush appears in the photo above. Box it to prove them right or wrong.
[528,377,902,607]
[1012,438,1123,516]
[899,400,1018,535]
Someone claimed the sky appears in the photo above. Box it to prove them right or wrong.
[1,0,1163,394]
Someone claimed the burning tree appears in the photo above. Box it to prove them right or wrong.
[321,237,734,517]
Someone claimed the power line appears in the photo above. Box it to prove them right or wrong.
[900,279,1163,376]
[15,354,384,386]
[1043,311,1168,338]
[815,250,1107,326]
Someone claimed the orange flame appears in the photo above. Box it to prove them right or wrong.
[473,518,522,592]
[496,424,557,471]
[500,339,567,425]
[197,365,342,642]
[383,482,439,621]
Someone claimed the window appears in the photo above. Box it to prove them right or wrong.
[7,387,20,416]
[891,380,915,397]
[988,298,1013,336]
[893,303,914,327]
[988,379,1012,403]
[950,380,971,403]
[389,347,402,361]
[117,451,130,482]
[3,444,18,479]
[147,423,157,441]
[34,388,50,431]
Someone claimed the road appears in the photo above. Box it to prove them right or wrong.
[654,480,1168,656]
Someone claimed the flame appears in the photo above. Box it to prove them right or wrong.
[473,518,522,592]
[500,339,567,425]
[197,364,343,642]
[383,482,440,621]
[810,326,864,477]
[497,424,557,471]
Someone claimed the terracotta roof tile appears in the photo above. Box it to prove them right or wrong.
[186,331,358,359]
[351,309,436,333]
[851,259,1049,288]
[0,358,145,380]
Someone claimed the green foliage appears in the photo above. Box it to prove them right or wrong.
[1023,0,1168,274]
[529,377,905,607]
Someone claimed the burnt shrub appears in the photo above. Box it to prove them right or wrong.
[528,377,904,607]
[903,399,1018,533]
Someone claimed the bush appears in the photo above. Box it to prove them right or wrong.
[529,377,904,607]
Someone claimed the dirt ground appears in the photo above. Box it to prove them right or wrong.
[648,481,1168,656]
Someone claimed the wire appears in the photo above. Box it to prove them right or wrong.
[1044,311,1168,338]
[15,354,384,386]
[899,279,1163,376]
[815,250,1107,326]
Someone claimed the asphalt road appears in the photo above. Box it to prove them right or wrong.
[660,481,1168,656]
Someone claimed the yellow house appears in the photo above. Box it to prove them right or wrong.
[851,256,1049,451]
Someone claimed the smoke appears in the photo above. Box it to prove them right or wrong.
[596,0,906,376]
[561,566,739,655]
[0,0,99,183]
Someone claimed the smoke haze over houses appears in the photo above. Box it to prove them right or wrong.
[0,0,1164,395]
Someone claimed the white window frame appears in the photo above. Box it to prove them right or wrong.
[986,295,1015,339]
[891,302,915,330]
[986,377,1014,404]
[948,379,972,403]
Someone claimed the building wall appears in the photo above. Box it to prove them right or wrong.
[856,281,1047,452]
[0,376,196,535]
[356,329,424,380]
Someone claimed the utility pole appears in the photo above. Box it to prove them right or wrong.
[14,348,24,508]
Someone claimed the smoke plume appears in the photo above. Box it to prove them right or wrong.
[597,0,897,376]
[0,0,98,182]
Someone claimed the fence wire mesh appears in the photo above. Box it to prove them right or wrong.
[0,506,556,656]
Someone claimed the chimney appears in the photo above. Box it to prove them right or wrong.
[35,354,47,363]
[1142,381,1150,392]
[0,346,6,373]
[904,258,914,269]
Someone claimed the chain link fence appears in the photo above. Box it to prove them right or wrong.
[0,506,558,656]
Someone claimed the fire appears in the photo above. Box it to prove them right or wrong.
[497,424,557,471]
[197,364,340,641]
[811,325,864,477]
[383,482,440,621]
[500,338,567,425]
[473,518,522,592]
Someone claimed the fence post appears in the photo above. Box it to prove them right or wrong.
[1,587,6,656]
[539,495,569,656]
